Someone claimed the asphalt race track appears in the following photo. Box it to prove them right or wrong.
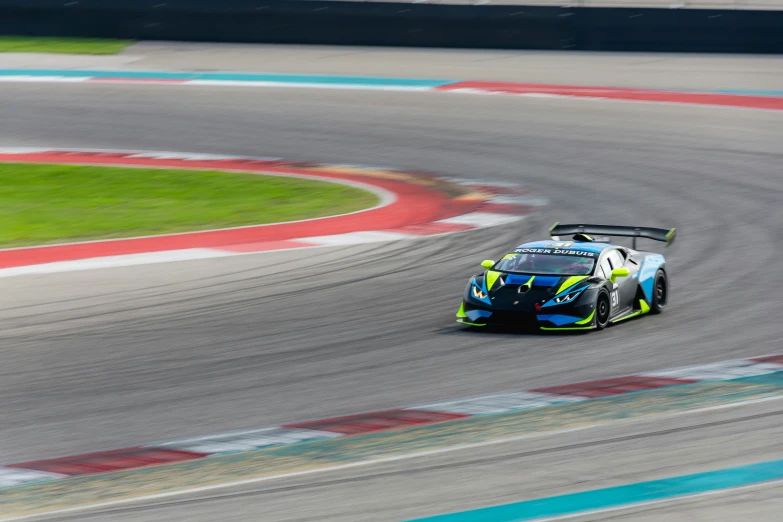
[1,51,783,520]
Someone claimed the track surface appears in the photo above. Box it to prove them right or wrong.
[1,50,782,519]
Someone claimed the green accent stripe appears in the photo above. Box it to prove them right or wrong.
[556,275,588,295]
[410,459,783,522]
[665,228,676,246]
[456,303,467,319]
[485,270,502,291]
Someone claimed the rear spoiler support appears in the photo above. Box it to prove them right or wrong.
[549,223,676,249]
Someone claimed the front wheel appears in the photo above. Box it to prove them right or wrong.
[651,270,667,314]
[595,290,611,330]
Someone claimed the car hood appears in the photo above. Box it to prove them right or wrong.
[472,272,593,312]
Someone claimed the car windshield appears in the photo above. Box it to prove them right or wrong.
[493,252,595,276]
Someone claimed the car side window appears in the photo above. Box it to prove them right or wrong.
[606,250,625,270]
[598,257,612,279]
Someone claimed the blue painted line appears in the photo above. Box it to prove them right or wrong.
[409,458,783,522]
[0,69,454,87]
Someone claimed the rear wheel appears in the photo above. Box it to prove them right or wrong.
[651,270,667,314]
[595,290,611,330]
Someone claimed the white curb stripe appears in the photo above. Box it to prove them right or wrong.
[156,428,341,455]
[411,392,586,416]
[4,395,783,522]
[1,355,781,492]
[642,360,783,381]
[0,468,69,488]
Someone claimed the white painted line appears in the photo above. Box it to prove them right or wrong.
[0,148,54,154]
[3,394,782,522]
[298,231,413,246]
[438,212,525,227]
[0,249,234,278]
[0,468,69,488]
[124,152,241,161]
[185,80,432,92]
[0,76,89,83]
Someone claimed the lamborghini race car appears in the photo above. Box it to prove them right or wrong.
[456,223,676,331]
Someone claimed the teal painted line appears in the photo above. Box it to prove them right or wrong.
[409,459,783,522]
[0,69,454,87]
[3,69,783,97]
[710,88,783,97]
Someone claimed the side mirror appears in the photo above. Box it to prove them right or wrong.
[610,267,630,283]
[481,260,495,269]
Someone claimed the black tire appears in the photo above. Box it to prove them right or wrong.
[595,290,611,330]
[651,269,667,314]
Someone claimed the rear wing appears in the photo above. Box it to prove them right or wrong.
[549,222,676,249]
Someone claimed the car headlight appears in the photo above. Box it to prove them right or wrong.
[472,286,487,299]
[553,291,581,304]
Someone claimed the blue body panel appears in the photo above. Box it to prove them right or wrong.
[504,274,533,285]
[536,314,584,326]
[637,254,666,302]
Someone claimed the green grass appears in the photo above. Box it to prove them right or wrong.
[0,163,379,247]
[0,36,133,55]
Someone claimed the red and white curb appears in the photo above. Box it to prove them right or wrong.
[2,354,781,488]
[1,74,783,111]
[0,148,544,278]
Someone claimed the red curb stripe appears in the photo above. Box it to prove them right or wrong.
[0,152,489,269]
[282,409,468,435]
[8,447,207,477]
[387,222,474,235]
[531,376,697,398]
[2,355,779,488]
[215,240,317,253]
[435,82,783,111]
[753,355,783,365]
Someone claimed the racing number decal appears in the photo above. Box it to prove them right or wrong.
[611,289,619,309]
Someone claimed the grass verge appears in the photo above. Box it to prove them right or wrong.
[0,163,379,247]
[0,36,133,55]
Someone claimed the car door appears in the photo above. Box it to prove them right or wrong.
[597,254,621,317]
[605,249,636,314]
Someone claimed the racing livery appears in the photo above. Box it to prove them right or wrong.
[457,223,676,331]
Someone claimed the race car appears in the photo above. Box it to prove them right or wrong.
[456,223,676,331]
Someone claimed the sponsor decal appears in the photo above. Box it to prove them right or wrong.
[514,248,596,257]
